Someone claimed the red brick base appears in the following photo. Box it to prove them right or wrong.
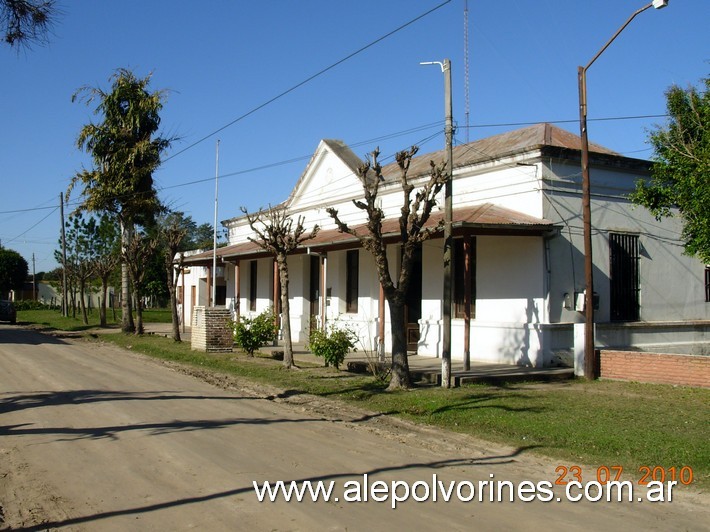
[600,350,709,388]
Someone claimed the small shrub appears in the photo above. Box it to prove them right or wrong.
[13,300,53,311]
[232,309,278,356]
[307,323,357,369]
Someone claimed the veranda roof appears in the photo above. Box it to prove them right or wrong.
[183,203,558,266]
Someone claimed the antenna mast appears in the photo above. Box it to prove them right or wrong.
[463,0,470,143]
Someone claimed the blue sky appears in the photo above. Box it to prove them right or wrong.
[1,0,707,272]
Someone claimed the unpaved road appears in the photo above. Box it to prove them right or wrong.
[0,325,707,531]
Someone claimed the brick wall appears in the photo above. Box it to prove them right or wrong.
[191,306,233,353]
[600,350,709,388]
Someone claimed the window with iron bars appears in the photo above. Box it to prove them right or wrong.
[609,233,640,321]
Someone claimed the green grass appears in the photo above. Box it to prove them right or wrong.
[15,312,710,490]
[17,307,172,330]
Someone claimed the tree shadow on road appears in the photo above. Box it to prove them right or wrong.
[0,414,329,441]
[0,327,70,345]
[9,446,542,531]
[0,389,269,415]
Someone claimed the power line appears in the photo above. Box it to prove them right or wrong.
[462,114,668,130]
[162,0,453,163]
[4,206,58,245]
[0,112,662,216]
[0,110,665,228]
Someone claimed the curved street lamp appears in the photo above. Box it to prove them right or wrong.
[578,0,669,379]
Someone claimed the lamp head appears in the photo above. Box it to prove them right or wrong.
[652,0,669,9]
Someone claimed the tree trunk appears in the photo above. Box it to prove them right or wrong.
[168,268,181,342]
[278,257,295,369]
[79,278,88,325]
[134,286,144,335]
[170,290,181,342]
[69,282,76,318]
[99,277,108,327]
[120,220,135,333]
[387,297,412,389]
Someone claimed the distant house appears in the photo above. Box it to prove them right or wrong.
[178,123,709,368]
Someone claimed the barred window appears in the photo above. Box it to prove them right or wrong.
[609,233,640,321]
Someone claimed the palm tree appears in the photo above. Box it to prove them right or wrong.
[68,68,173,333]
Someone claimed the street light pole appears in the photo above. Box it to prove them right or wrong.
[578,0,668,379]
[421,59,454,388]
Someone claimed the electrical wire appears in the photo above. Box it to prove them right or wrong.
[0,113,662,215]
[162,0,453,163]
[4,206,58,245]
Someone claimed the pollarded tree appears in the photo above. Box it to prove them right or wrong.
[243,206,319,369]
[0,247,28,299]
[327,147,447,390]
[68,68,173,333]
[158,212,190,342]
[631,75,710,263]
[122,229,159,335]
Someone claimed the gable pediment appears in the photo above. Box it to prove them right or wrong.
[285,139,365,211]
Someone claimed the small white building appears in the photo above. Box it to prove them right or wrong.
[178,124,709,367]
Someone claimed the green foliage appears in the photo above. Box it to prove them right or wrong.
[232,309,277,356]
[13,299,53,311]
[631,74,710,263]
[307,322,357,369]
[68,68,173,226]
[0,248,28,298]
[1,0,55,48]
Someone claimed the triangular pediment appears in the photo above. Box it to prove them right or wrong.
[284,139,365,211]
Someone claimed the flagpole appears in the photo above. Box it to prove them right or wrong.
[212,139,220,306]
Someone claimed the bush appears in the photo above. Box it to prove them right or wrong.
[232,309,278,356]
[307,322,357,369]
[13,300,53,311]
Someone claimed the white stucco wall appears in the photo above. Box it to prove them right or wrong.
[179,135,708,368]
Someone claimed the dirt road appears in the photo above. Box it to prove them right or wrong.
[0,325,707,531]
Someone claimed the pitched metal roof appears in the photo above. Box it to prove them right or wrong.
[379,122,619,181]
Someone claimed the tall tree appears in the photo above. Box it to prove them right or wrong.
[1,0,55,48]
[327,147,447,389]
[68,68,173,333]
[243,206,319,369]
[0,248,28,299]
[631,75,710,263]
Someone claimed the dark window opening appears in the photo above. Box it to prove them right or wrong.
[346,250,359,313]
[609,233,640,321]
[705,267,710,303]
[454,237,476,319]
[249,260,257,312]
[215,285,226,306]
